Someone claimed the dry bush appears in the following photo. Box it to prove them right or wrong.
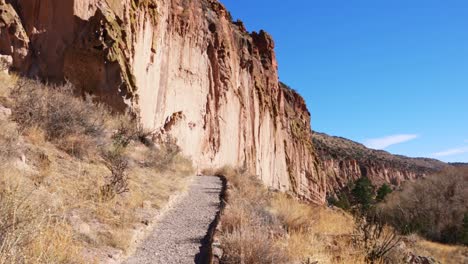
[354,214,401,263]
[111,113,150,148]
[9,79,110,158]
[221,226,290,264]
[100,149,130,201]
[379,168,468,244]
[218,169,289,263]
[220,200,251,234]
[141,138,181,172]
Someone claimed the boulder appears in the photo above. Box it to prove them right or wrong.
[0,104,11,120]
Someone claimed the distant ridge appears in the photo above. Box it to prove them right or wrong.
[313,131,450,191]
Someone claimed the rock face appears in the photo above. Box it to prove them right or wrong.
[1,0,326,203]
[0,0,444,203]
[313,132,449,192]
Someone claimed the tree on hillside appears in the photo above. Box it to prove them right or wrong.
[376,184,392,202]
[352,177,375,211]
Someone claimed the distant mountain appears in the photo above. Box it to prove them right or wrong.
[313,132,450,192]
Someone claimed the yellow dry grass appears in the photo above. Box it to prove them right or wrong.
[411,238,467,264]
[0,76,194,263]
[217,167,367,264]
[218,168,467,264]
[270,194,314,232]
[0,71,17,98]
[310,206,355,236]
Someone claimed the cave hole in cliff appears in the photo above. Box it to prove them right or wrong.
[360,165,368,177]
[208,23,217,33]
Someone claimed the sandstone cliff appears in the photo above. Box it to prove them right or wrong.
[0,0,326,203]
[1,0,443,204]
[313,132,449,192]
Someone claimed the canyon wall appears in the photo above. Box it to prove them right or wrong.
[0,0,446,203]
[0,0,326,203]
[313,132,449,192]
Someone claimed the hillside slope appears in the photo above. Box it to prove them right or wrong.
[313,132,449,192]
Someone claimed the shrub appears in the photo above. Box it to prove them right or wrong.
[10,79,109,157]
[354,214,401,263]
[328,192,351,210]
[141,138,181,172]
[379,168,468,245]
[376,184,392,202]
[111,113,151,148]
[100,149,129,201]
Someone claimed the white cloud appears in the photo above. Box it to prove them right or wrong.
[464,140,468,143]
[433,147,468,157]
[364,134,419,149]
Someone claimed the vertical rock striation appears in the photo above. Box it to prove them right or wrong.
[1,0,444,203]
[1,0,326,203]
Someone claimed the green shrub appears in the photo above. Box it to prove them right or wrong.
[376,184,392,202]
[351,177,375,211]
[328,193,351,210]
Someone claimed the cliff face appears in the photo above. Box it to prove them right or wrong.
[1,0,441,204]
[313,132,449,192]
[0,0,326,203]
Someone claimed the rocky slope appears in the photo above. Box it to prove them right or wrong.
[313,132,449,192]
[0,0,325,203]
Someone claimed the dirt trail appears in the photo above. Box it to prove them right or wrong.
[124,176,222,264]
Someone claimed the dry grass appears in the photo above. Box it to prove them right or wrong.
[0,75,194,262]
[0,71,17,99]
[401,236,468,264]
[221,226,290,264]
[9,79,113,159]
[0,167,83,264]
[217,168,467,264]
[0,119,19,163]
[270,194,314,232]
[217,167,368,264]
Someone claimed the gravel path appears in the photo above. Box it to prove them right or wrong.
[124,176,222,264]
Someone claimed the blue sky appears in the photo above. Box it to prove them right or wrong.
[220,0,468,162]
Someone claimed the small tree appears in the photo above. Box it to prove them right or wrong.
[352,177,375,211]
[332,193,351,210]
[376,184,392,202]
